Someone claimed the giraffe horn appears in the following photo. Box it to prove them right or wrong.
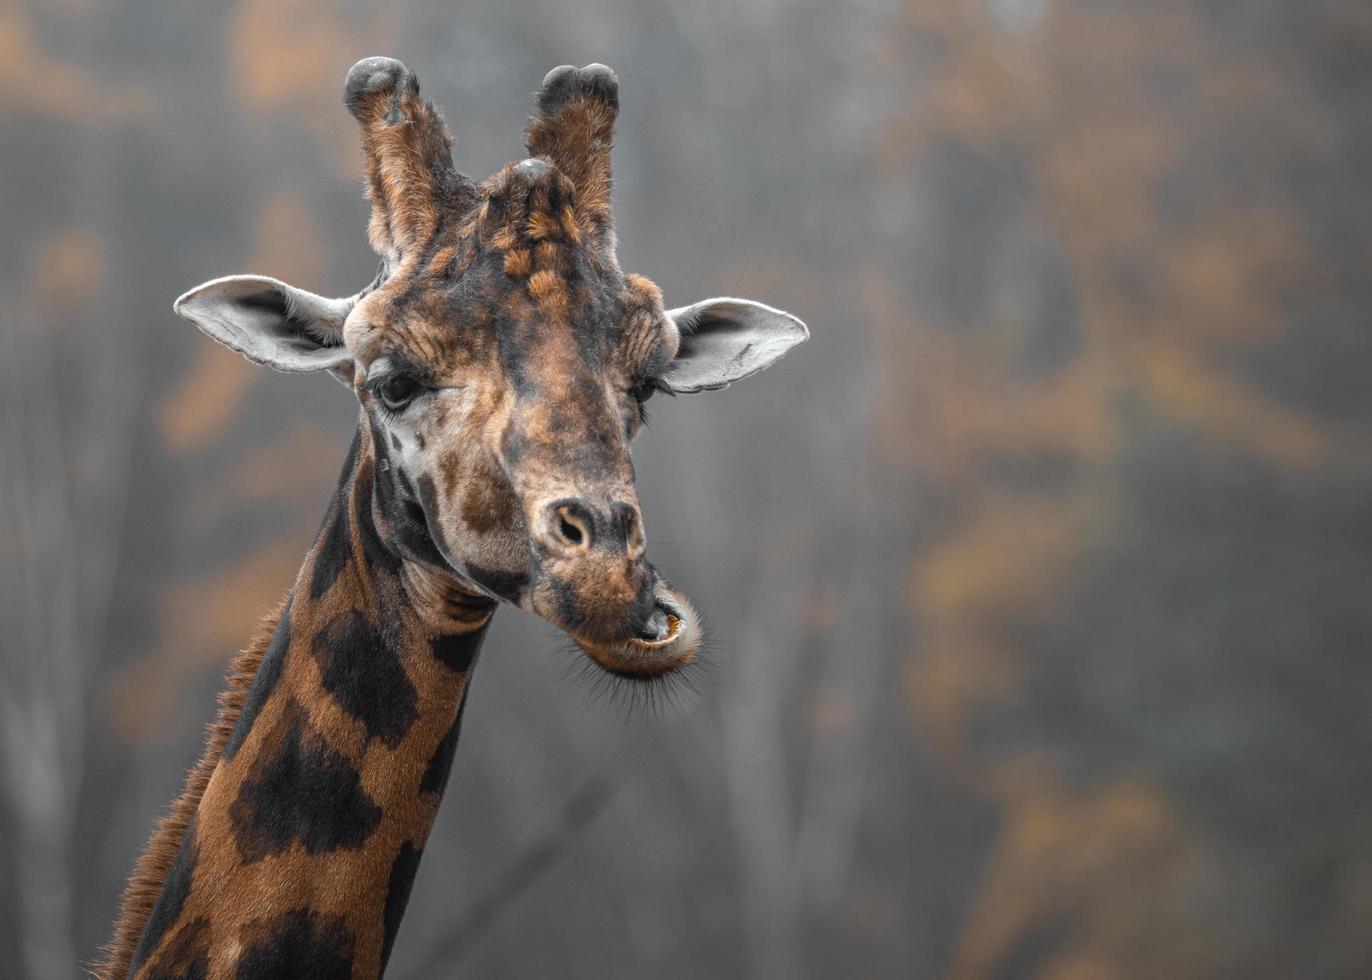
[524,64,619,243]
[344,57,473,262]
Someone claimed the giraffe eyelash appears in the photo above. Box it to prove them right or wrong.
[629,377,659,429]
[367,372,432,418]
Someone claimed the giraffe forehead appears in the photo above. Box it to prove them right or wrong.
[346,212,670,389]
[354,270,608,369]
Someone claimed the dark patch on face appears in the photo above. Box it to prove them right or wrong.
[549,574,584,632]
[365,417,450,570]
[369,419,450,569]
[503,373,631,487]
[568,260,624,353]
[352,452,403,578]
[413,229,456,286]
[234,908,354,980]
[380,841,423,971]
[224,600,292,761]
[492,304,542,403]
[311,610,418,748]
[460,456,518,534]
[310,498,351,600]
[415,474,449,556]
[396,490,450,568]
[143,916,211,980]
[430,628,485,673]
[337,428,361,488]
[464,563,529,604]
[392,454,418,499]
[129,818,200,973]
[229,701,382,863]
[420,675,477,796]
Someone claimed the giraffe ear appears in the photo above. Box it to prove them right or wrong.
[660,298,808,393]
[174,275,355,384]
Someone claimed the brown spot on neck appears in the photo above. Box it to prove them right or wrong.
[102,425,494,980]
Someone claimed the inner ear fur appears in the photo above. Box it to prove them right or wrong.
[661,297,808,393]
[173,275,355,379]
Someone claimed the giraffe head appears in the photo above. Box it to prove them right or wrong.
[174,58,806,679]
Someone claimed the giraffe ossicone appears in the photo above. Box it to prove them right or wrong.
[103,57,805,979]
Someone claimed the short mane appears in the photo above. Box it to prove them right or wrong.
[95,599,287,980]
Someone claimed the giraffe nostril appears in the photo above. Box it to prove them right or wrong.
[547,501,594,551]
[558,513,583,545]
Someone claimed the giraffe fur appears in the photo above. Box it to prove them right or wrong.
[101,57,806,979]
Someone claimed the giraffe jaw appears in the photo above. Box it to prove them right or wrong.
[570,586,701,678]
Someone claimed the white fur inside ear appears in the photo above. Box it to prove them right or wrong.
[662,297,808,393]
[173,274,355,375]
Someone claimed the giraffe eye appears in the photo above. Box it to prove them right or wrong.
[377,374,424,412]
[631,378,657,404]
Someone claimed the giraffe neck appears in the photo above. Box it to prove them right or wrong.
[123,422,495,980]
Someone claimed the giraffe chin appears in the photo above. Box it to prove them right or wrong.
[572,588,701,679]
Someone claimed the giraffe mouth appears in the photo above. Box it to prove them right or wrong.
[571,586,701,678]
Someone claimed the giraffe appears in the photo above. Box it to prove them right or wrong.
[99,57,806,979]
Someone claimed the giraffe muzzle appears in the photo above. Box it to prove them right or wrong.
[570,582,701,679]
[523,513,701,678]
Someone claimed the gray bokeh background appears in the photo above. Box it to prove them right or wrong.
[3,0,1371,977]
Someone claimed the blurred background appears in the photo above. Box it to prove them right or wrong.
[2,0,1371,977]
